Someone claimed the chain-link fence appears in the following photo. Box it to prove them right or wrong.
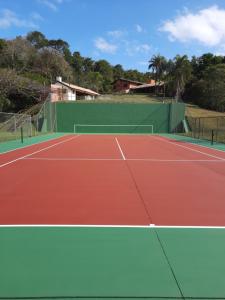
[0,112,32,142]
[0,100,57,143]
[32,100,57,133]
[185,116,225,143]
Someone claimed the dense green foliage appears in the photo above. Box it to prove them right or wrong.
[0,31,149,112]
[1,31,225,112]
[149,53,225,111]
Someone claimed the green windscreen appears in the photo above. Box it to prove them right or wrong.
[55,102,185,134]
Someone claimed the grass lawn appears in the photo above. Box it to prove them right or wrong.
[186,105,225,117]
[76,94,173,104]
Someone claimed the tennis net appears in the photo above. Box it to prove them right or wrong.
[73,124,154,134]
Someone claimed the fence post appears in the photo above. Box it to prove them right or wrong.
[20,127,23,143]
[216,118,219,142]
[29,115,32,137]
[14,116,17,133]
[211,130,214,145]
[194,118,197,138]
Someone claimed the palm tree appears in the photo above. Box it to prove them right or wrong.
[148,54,166,95]
[172,55,192,101]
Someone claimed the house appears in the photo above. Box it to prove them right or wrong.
[130,79,164,94]
[113,78,144,93]
[50,77,100,102]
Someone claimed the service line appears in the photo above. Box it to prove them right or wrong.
[23,157,225,162]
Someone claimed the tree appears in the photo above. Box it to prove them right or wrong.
[34,48,73,83]
[85,72,103,92]
[0,37,36,73]
[0,69,45,112]
[71,52,84,85]
[26,31,47,49]
[148,54,167,94]
[184,64,225,111]
[94,60,113,93]
[0,39,7,51]
[191,53,225,79]
[113,64,124,80]
[171,55,192,101]
[83,57,95,73]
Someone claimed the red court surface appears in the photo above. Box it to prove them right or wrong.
[1,134,225,226]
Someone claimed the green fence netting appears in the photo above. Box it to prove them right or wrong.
[55,102,185,134]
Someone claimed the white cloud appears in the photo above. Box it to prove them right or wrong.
[0,9,38,29]
[160,5,225,47]
[94,37,117,54]
[135,24,143,33]
[38,0,66,11]
[30,12,44,21]
[136,44,151,53]
[125,42,151,56]
[107,30,125,38]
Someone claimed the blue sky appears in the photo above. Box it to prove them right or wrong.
[1,0,225,71]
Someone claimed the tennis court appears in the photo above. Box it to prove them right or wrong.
[1,133,225,299]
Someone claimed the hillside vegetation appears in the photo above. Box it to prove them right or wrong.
[0,31,225,114]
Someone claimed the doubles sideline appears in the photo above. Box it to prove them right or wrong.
[0,133,67,155]
[0,135,80,168]
[153,135,225,161]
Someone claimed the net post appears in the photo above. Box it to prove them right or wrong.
[151,125,154,134]
[20,127,24,143]
[74,124,76,134]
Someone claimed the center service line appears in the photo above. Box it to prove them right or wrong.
[115,137,126,160]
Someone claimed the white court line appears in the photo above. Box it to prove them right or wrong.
[0,224,225,229]
[115,137,126,160]
[0,134,68,155]
[0,224,151,228]
[150,225,225,229]
[23,157,225,162]
[0,135,80,169]
[129,158,225,162]
[161,135,225,154]
[24,157,122,161]
[153,136,225,161]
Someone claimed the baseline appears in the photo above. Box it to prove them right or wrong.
[0,224,225,229]
[23,157,225,162]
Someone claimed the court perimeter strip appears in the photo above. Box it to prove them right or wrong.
[1,224,225,229]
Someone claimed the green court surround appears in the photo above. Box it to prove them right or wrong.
[1,227,225,299]
[0,227,180,299]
